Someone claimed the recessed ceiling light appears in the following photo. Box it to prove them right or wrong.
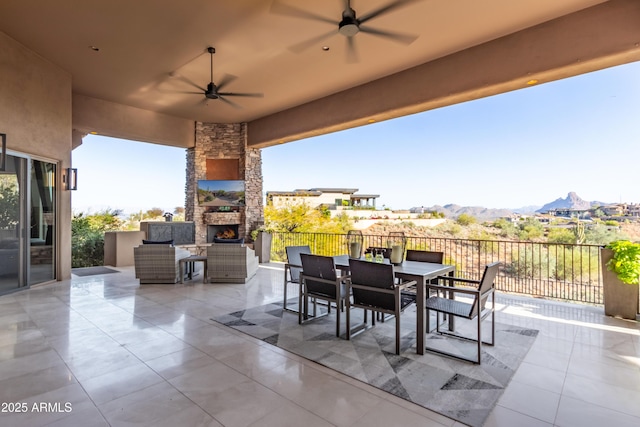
[89,46,100,52]
[89,131,98,135]
[526,79,539,85]
[322,46,330,51]
[367,119,376,123]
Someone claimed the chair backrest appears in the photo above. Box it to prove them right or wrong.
[285,245,311,283]
[405,250,444,264]
[348,259,396,311]
[300,253,338,298]
[207,244,252,257]
[470,262,501,318]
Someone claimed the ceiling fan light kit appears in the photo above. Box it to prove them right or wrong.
[338,8,360,37]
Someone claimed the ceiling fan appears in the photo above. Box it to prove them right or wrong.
[271,0,422,62]
[175,47,263,108]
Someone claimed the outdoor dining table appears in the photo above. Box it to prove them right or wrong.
[311,255,456,355]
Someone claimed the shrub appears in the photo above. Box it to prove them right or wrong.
[606,240,640,284]
[71,209,123,267]
[456,213,476,226]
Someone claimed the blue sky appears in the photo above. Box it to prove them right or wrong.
[73,61,640,215]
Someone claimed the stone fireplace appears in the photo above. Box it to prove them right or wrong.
[185,123,264,245]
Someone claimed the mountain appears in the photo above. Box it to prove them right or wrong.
[513,205,542,214]
[423,204,514,220]
[416,192,609,220]
[535,192,592,213]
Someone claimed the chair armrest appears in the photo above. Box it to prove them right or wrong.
[347,282,395,296]
[436,275,481,286]
[346,279,416,294]
[397,280,417,290]
[426,283,481,296]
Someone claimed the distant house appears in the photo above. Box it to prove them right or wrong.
[266,188,380,210]
[545,208,591,219]
[601,204,625,216]
[627,204,640,217]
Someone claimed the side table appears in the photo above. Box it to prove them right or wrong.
[179,255,208,284]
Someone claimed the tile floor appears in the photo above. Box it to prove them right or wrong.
[0,263,638,427]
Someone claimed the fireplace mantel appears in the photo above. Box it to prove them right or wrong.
[203,212,242,225]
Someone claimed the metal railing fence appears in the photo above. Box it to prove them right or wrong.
[269,231,603,305]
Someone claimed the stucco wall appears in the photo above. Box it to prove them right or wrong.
[0,31,73,280]
[72,94,195,149]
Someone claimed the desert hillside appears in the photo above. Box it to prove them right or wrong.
[363,218,640,243]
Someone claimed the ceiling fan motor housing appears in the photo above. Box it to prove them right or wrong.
[339,8,360,36]
[206,82,219,99]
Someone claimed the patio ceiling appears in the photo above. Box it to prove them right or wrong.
[1,0,637,148]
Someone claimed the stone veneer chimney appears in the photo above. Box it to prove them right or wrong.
[185,123,263,244]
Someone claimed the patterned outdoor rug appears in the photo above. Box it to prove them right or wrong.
[71,266,120,277]
[213,300,538,427]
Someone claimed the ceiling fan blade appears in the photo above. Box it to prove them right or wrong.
[172,90,205,95]
[218,91,264,98]
[218,96,242,109]
[359,26,418,45]
[172,74,207,93]
[358,0,422,24]
[270,1,336,25]
[216,74,238,91]
[345,36,358,64]
[289,29,337,53]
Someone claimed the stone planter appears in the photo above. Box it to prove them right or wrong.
[254,232,272,263]
[601,248,639,320]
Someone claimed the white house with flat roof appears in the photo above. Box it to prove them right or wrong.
[266,188,379,210]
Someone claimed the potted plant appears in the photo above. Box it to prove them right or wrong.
[251,226,272,263]
[601,240,640,320]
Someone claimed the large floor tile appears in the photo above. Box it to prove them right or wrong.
[350,399,450,427]
[145,347,218,380]
[555,395,640,427]
[562,372,640,418]
[496,381,560,424]
[78,363,164,405]
[247,400,334,427]
[0,383,94,427]
[510,361,566,394]
[98,382,201,426]
[0,362,77,403]
[484,404,553,427]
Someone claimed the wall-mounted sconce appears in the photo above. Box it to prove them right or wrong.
[63,168,78,190]
[0,133,6,172]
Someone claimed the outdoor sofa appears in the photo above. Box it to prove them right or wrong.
[206,243,259,284]
[133,243,191,284]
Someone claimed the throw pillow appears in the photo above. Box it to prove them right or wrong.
[142,239,174,245]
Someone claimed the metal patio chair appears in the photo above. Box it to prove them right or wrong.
[425,262,500,364]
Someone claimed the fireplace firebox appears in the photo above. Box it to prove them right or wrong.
[207,224,240,242]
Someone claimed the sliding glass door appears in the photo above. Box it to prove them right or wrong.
[0,155,26,294]
[30,160,56,285]
[0,154,57,294]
